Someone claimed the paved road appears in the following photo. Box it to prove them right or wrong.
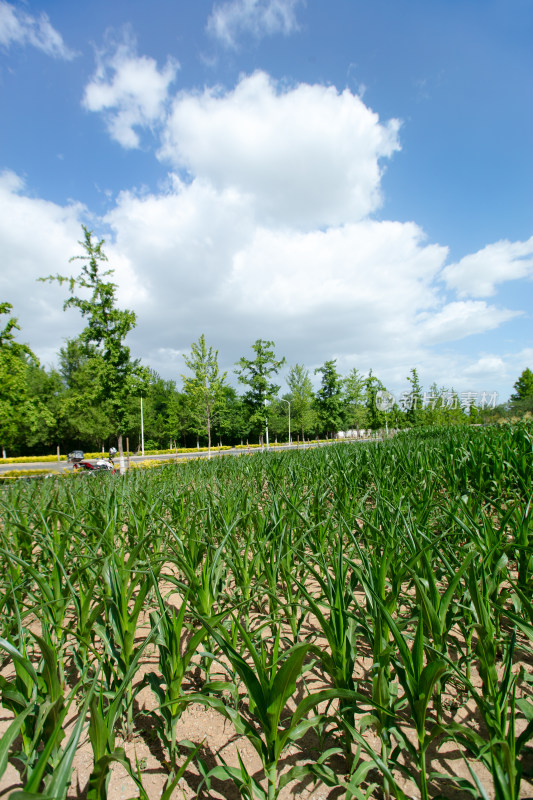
[0,439,380,476]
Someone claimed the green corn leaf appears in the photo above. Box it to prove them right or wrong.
[44,676,96,800]
[29,634,62,703]
[414,661,449,740]
[0,638,39,686]
[22,699,68,793]
[267,642,310,734]
[0,705,34,780]
[87,748,149,800]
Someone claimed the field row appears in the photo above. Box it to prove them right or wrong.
[0,424,532,800]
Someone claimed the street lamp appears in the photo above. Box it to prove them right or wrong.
[280,398,291,446]
[264,398,269,449]
[140,393,145,456]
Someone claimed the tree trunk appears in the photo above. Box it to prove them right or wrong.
[118,433,125,475]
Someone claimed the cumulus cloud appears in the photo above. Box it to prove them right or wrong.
[83,30,178,149]
[0,171,87,363]
[442,235,533,297]
[160,71,400,229]
[415,300,520,344]
[464,356,507,377]
[207,0,303,47]
[102,178,516,369]
[0,166,527,397]
[2,53,529,400]
[0,1,75,59]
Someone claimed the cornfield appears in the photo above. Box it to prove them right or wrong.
[0,424,532,800]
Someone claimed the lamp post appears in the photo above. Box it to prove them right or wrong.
[265,398,269,449]
[280,398,291,446]
[140,393,145,456]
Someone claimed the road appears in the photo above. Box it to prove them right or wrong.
[0,438,381,476]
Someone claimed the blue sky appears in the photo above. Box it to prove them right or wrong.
[1,0,532,404]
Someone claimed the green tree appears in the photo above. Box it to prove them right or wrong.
[342,367,367,432]
[314,359,343,437]
[286,364,315,440]
[0,303,53,456]
[24,363,65,453]
[139,373,181,450]
[166,391,191,448]
[364,369,388,430]
[182,334,227,457]
[213,386,250,445]
[405,367,424,426]
[235,339,285,445]
[56,337,114,450]
[41,226,148,471]
[511,368,533,402]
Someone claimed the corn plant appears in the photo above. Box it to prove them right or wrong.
[95,544,158,736]
[0,630,85,782]
[381,611,448,800]
[348,524,408,798]
[145,579,207,774]
[409,542,475,720]
[87,628,157,800]
[295,535,361,760]
[436,563,533,800]
[194,615,365,800]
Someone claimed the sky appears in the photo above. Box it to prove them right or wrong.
[1,0,532,405]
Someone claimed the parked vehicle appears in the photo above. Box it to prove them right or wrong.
[68,450,117,473]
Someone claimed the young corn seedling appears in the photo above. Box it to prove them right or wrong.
[194,615,366,800]
[409,542,476,721]
[87,628,157,800]
[95,544,158,736]
[437,627,530,800]
[348,522,409,799]
[294,535,361,761]
[145,579,207,775]
[363,590,449,800]
[437,562,533,800]
[8,671,96,800]
[164,528,230,681]
[68,556,106,676]
[0,629,85,781]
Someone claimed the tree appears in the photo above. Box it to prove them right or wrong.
[56,337,115,450]
[286,364,315,440]
[41,226,148,471]
[342,367,367,432]
[235,339,285,445]
[314,359,344,437]
[182,334,226,457]
[405,368,423,426]
[213,386,250,445]
[364,370,388,430]
[511,368,533,402]
[0,303,53,456]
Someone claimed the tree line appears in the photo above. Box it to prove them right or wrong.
[1,228,532,458]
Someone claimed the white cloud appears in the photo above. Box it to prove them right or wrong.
[160,71,400,229]
[0,1,75,59]
[464,356,507,377]
[442,235,533,297]
[104,180,516,373]
[83,30,178,149]
[0,168,526,399]
[207,0,303,47]
[415,300,520,344]
[0,170,87,361]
